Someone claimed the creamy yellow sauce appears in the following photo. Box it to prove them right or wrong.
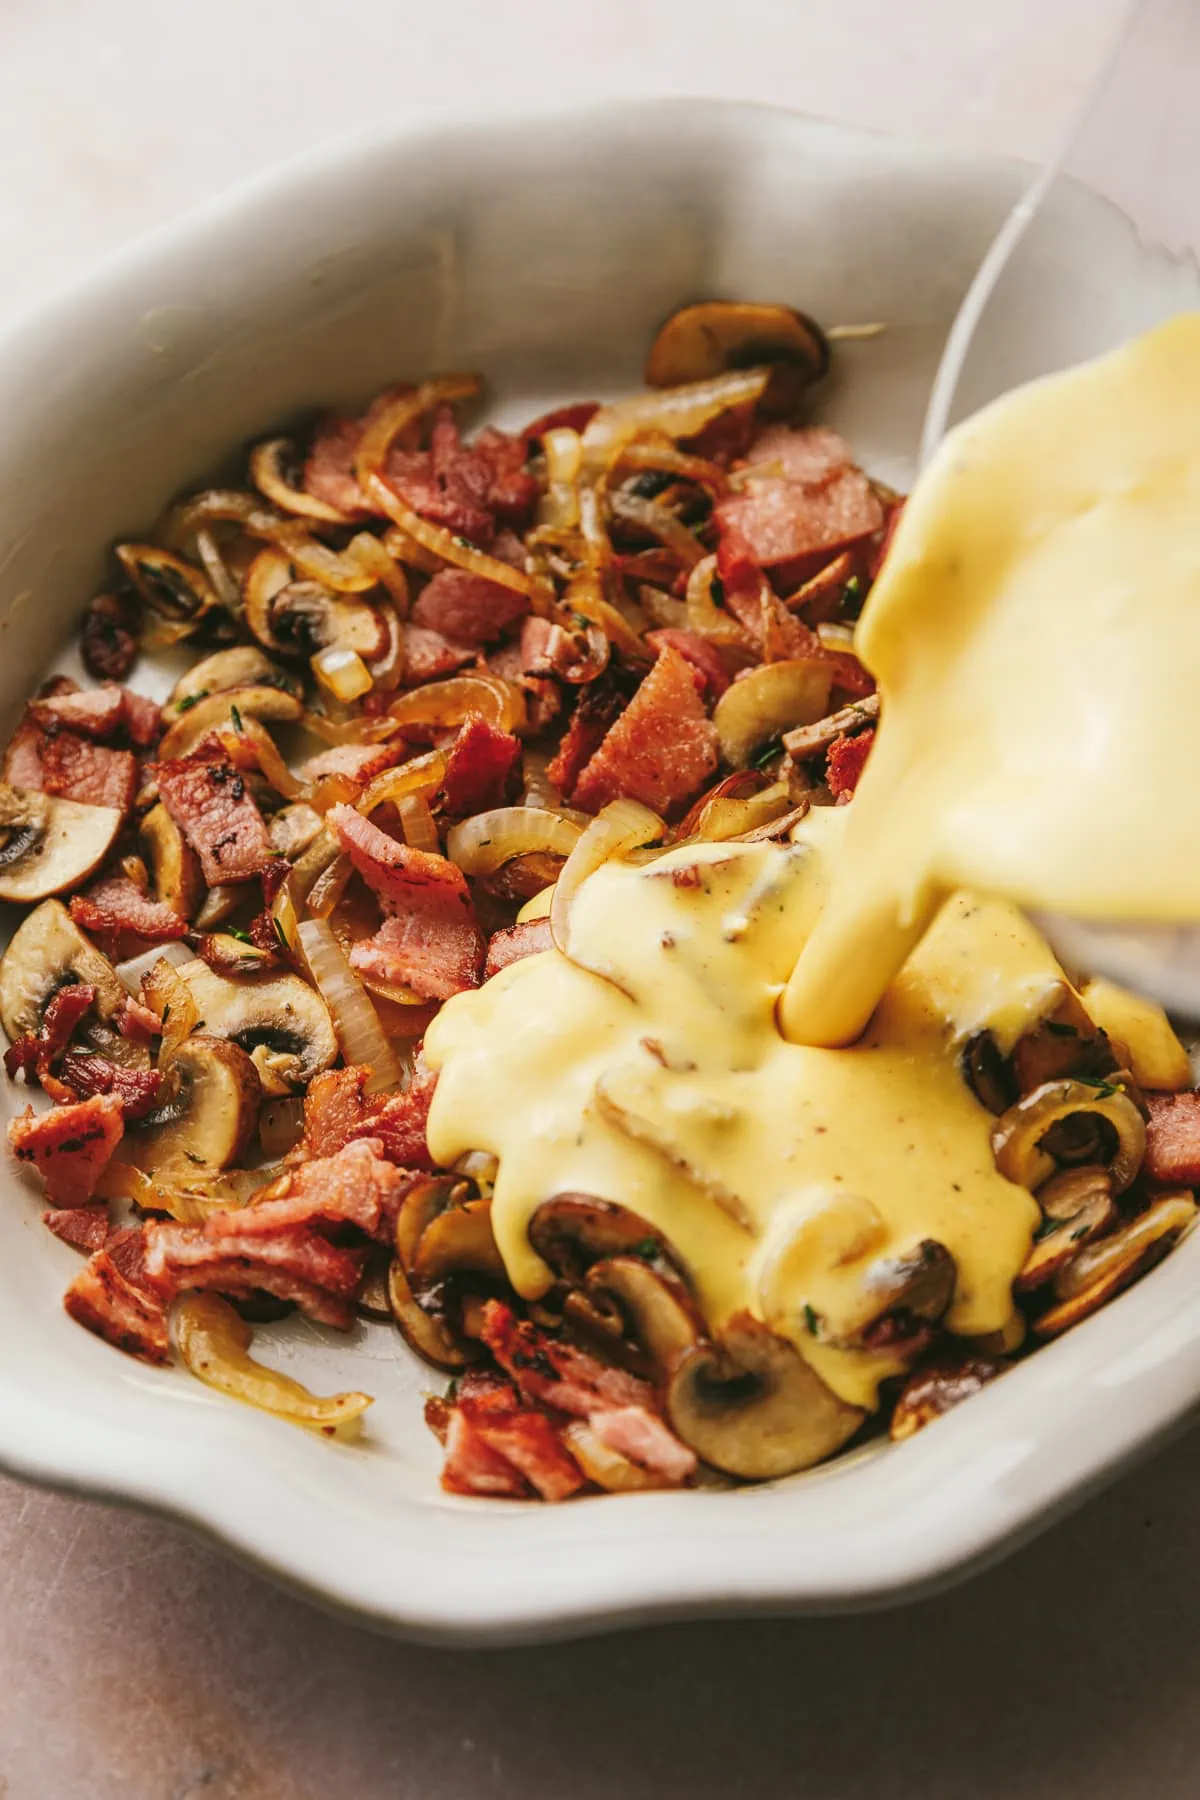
[426,813,1050,1408]
[783,313,1200,1046]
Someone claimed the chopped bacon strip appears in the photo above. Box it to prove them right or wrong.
[644,628,731,699]
[9,1093,125,1207]
[546,680,628,798]
[301,1064,438,1169]
[63,1247,170,1364]
[439,1407,531,1499]
[3,718,47,789]
[328,805,485,999]
[70,875,188,948]
[383,408,495,546]
[484,918,554,979]
[30,684,125,739]
[478,1300,654,1418]
[118,995,164,1041]
[37,732,137,815]
[716,425,884,576]
[43,1205,110,1254]
[401,622,476,684]
[4,980,96,1095]
[299,741,407,785]
[460,1398,585,1502]
[434,1369,587,1501]
[1145,1091,1200,1184]
[572,646,718,817]
[440,715,521,816]
[56,1052,163,1121]
[413,568,529,645]
[206,1139,407,1242]
[356,1070,438,1170]
[303,414,376,519]
[303,1066,372,1159]
[122,689,164,748]
[588,1405,698,1483]
[826,727,875,801]
[143,1220,367,1330]
[152,755,273,884]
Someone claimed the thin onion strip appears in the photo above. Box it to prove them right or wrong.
[298,918,401,1094]
[550,799,664,953]
[174,1293,372,1432]
[250,438,358,525]
[446,806,585,877]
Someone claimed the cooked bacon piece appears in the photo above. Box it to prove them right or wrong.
[401,622,476,684]
[357,1071,438,1170]
[300,741,407,785]
[143,1220,367,1329]
[478,1300,655,1418]
[572,646,718,817]
[4,980,96,1095]
[412,568,529,645]
[123,689,164,748]
[588,1404,698,1482]
[546,680,628,799]
[9,1093,125,1207]
[460,1399,585,1502]
[152,755,273,884]
[70,875,188,948]
[682,398,758,465]
[63,1246,171,1364]
[43,1205,110,1254]
[716,425,883,575]
[303,414,375,519]
[37,731,137,814]
[29,684,125,739]
[105,1223,155,1291]
[521,401,600,443]
[206,1139,407,1242]
[303,1066,372,1159]
[3,718,47,788]
[644,628,731,700]
[117,995,164,1041]
[385,415,494,547]
[826,727,875,801]
[484,918,554,979]
[328,805,485,999]
[81,592,139,684]
[440,715,521,817]
[56,1052,163,1121]
[1145,1091,1200,1184]
[867,497,906,579]
[439,1407,532,1499]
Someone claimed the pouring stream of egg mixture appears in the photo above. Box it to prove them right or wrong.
[425,315,1200,1414]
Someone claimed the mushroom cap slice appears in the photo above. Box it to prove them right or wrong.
[246,576,390,664]
[713,660,834,769]
[394,1174,465,1272]
[162,646,301,725]
[174,957,337,1085]
[991,1076,1146,1194]
[387,1255,478,1372]
[0,786,122,904]
[665,1313,864,1479]
[1034,1192,1197,1337]
[585,1255,705,1367]
[139,803,204,921]
[157,685,303,760]
[528,1193,675,1283]
[645,302,830,414]
[0,898,127,1039]
[410,1198,506,1284]
[131,1034,262,1172]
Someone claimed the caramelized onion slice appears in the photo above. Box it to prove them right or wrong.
[550,799,664,954]
[356,750,447,817]
[297,918,400,1095]
[250,437,358,525]
[580,368,771,474]
[686,554,755,651]
[387,673,526,736]
[447,806,585,877]
[174,1293,372,1433]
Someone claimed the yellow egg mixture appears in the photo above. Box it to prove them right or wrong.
[426,314,1200,1415]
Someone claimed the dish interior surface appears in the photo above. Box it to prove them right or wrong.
[1,101,1199,1641]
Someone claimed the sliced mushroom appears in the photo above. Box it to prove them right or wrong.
[174,957,337,1085]
[193,933,280,979]
[268,802,323,860]
[139,803,203,921]
[246,575,391,664]
[410,1198,506,1284]
[849,1240,956,1352]
[584,1255,705,1367]
[1034,1193,1197,1337]
[192,885,243,931]
[115,543,215,619]
[157,684,303,760]
[665,1313,864,1479]
[387,1255,478,1371]
[394,1174,464,1272]
[645,302,830,417]
[991,1077,1146,1194]
[713,660,834,768]
[0,786,122,904]
[1015,1166,1116,1293]
[131,1034,261,1172]
[529,1193,675,1283]
[889,1352,1006,1442]
[961,1030,1018,1116]
[162,646,301,725]
[0,898,127,1040]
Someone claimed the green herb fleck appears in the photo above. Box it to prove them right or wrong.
[229,703,244,734]
[709,573,726,610]
[160,1004,170,1025]
[1073,1073,1116,1097]
[184,1149,205,1166]
[750,734,783,769]
[453,535,472,551]
[631,1237,661,1261]
[803,1303,821,1337]
[272,915,290,953]
[842,575,863,604]
[445,1377,459,1403]
[177,689,210,713]
[1045,1021,1079,1037]
[227,927,254,944]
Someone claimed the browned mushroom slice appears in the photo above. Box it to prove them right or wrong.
[139,803,204,921]
[0,787,122,904]
[387,1255,478,1372]
[991,1076,1146,1194]
[174,958,337,1086]
[889,1352,1007,1442]
[961,1030,1018,1116]
[713,660,834,769]
[131,1035,261,1172]
[1034,1193,1197,1338]
[645,302,830,416]
[115,543,216,619]
[162,646,301,725]
[410,1198,506,1284]
[666,1313,864,1479]
[0,898,127,1041]
[528,1193,674,1283]
[157,685,303,760]
[1015,1165,1116,1293]
[394,1174,465,1272]
[584,1254,705,1366]
[850,1240,956,1353]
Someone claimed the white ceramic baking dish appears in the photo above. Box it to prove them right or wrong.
[1,98,1197,1645]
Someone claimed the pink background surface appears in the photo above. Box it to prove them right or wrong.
[6,2,1196,1794]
